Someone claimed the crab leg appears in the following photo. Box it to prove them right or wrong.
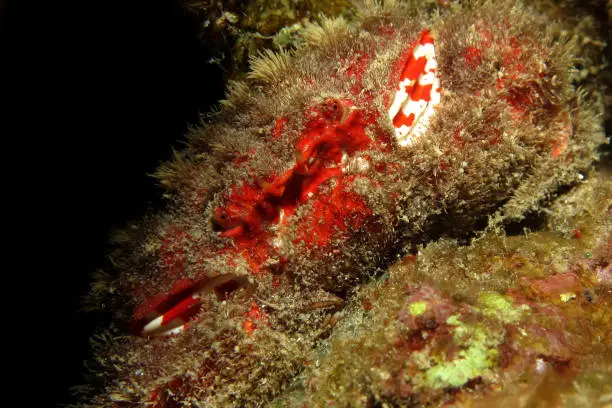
[136,274,252,337]
[141,295,201,336]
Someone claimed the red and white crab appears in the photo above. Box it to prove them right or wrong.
[129,29,448,338]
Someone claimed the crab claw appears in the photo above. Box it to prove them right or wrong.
[388,29,441,147]
[131,274,253,337]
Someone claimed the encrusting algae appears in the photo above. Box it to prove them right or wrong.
[77,0,609,407]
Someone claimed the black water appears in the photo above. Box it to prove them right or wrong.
[4,0,224,405]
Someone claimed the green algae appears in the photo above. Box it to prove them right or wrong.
[560,292,577,302]
[446,314,461,326]
[409,300,428,316]
[397,307,507,393]
[478,291,530,324]
[417,316,502,390]
[422,340,498,389]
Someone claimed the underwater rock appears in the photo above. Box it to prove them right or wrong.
[274,172,611,407]
[79,1,607,406]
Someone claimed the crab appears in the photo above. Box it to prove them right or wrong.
[131,29,443,338]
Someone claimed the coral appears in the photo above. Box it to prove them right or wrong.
[77,0,608,407]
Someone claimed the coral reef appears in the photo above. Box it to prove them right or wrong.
[77,0,609,407]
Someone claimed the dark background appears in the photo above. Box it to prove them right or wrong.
[3,0,224,405]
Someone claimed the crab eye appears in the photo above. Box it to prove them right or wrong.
[323,98,345,121]
[212,208,238,230]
